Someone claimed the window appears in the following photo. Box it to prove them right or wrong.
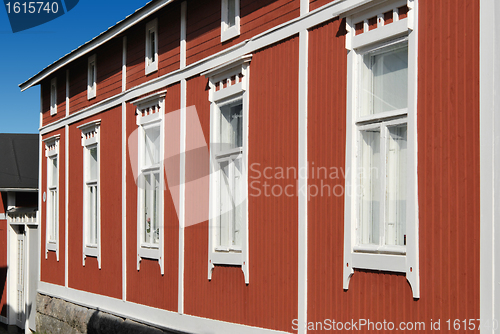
[132,92,165,274]
[343,0,419,298]
[145,19,158,75]
[50,77,57,115]
[87,54,97,100]
[78,120,101,268]
[44,135,60,260]
[205,56,250,283]
[221,0,240,42]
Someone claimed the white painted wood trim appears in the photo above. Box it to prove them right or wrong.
[351,18,408,49]
[20,0,175,91]
[180,1,187,69]
[39,0,376,136]
[65,125,69,287]
[121,102,127,301]
[480,0,500,331]
[300,0,309,16]
[66,70,70,117]
[178,78,186,314]
[297,29,308,334]
[122,37,127,92]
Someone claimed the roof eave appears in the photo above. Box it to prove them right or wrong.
[19,0,174,92]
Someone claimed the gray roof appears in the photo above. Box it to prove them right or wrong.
[0,134,39,190]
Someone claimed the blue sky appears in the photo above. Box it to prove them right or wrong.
[0,1,149,133]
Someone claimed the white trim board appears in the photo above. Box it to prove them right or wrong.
[480,0,500,331]
[39,0,374,136]
[38,282,290,334]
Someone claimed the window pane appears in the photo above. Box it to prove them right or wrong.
[89,147,98,181]
[145,126,160,166]
[218,161,231,247]
[144,174,151,244]
[228,0,236,27]
[150,31,156,63]
[89,62,95,86]
[50,189,57,241]
[232,157,243,247]
[87,185,98,246]
[220,102,242,151]
[152,173,160,245]
[385,124,407,246]
[362,44,408,115]
[359,129,381,245]
[50,158,58,187]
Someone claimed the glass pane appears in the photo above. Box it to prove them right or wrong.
[87,185,98,246]
[228,0,236,27]
[51,157,58,187]
[218,161,231,247]
[89,147,98,181]
[359,129,381,245]
[50,190,57,241]
[385,124,407,246]
[150,31,156,63]
[362,44,408,115]
[144,174,151,244]
[152,173,160,245]
[219,102,242,151]
[90,62,95,85]
[145,126,160,166]
[232,157,243,247]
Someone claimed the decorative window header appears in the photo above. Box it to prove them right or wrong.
[44,134,60,157]
[78,120,101,146]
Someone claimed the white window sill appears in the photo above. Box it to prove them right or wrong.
[83,245,99,257]
[210,250,243,266]
[87,89,96,100]
[138,245,160,260]
[145,62,158,76]
[47,242,57,252]
[353,244,406,255]
[221,26,240,42]
[349,252,406,273]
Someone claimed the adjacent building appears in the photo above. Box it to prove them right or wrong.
[0,134,39,333]
[18,0,500,333]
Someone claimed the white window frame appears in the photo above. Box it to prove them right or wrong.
[87,54,97,100]
[78,120,101,268]
[132,92,166,275]
[145,19,158,75]
[343,0,419,298]
[50,77,57,115]
[220,0,240,42]
[204,56,251,283]
[44,135,60,261]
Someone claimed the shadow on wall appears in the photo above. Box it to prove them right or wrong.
[0,266,6,318]
[87,309,182,334]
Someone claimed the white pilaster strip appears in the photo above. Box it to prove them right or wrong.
[300,0,309,16]
[66,70,70,116]
[122,36,127,92]
[65,125,69,287]
[298,29,308,334]
[480,0,500,331]
[178,0,187,314]
[38,89,43,284]
[122,101,127,301]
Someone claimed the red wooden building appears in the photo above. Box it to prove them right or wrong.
[19,0,500,333]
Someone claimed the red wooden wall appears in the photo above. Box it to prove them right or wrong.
[306,0,480,331]
[125,83,180,312]
[66,106,122,298]
[126,2,181,90]
[40,130,66,286]
[183,35,299,332]
[186,0,300,65]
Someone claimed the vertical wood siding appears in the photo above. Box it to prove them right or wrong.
[307,1,480,330]
[183,36,299,332]
[186,0,300,65]
[126,3,181,90]
[40,130,66,286]
[125,83,180,311]
[67,107,122,299]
